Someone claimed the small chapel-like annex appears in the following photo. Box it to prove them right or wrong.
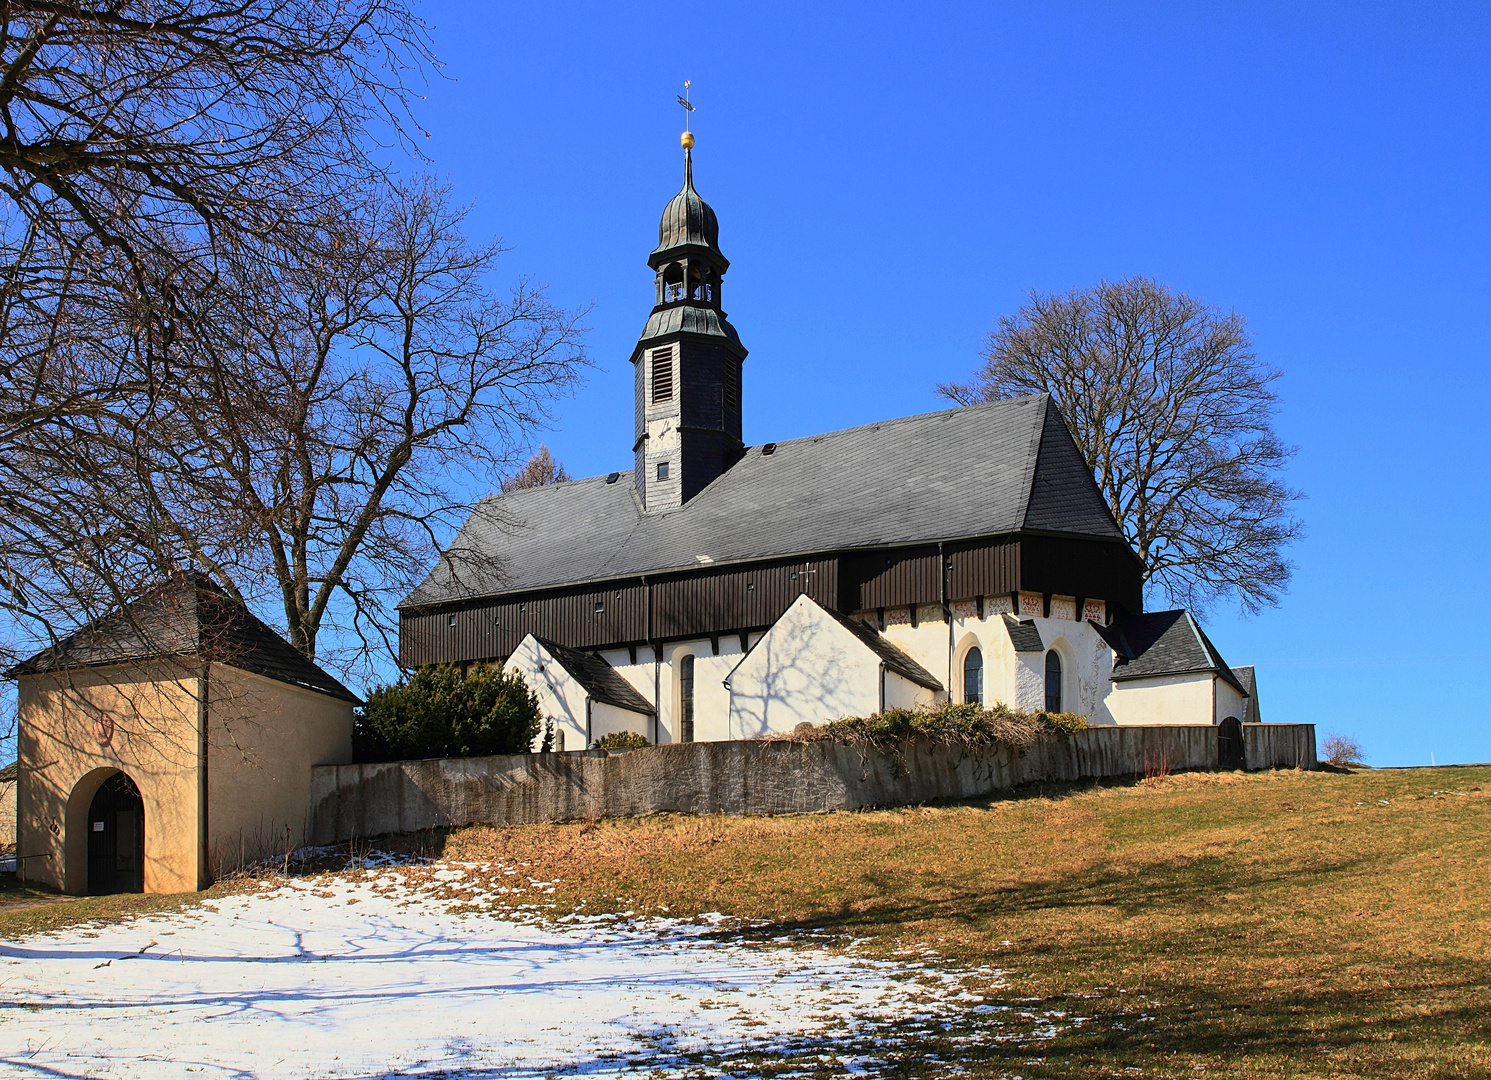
[398,139,1257,750]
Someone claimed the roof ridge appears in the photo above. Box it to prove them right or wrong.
[756,392,1050,454]
[1188,617,1249,697]
[1018,394,1054,531]
[501,393,1058,495]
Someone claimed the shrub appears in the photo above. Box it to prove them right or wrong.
[594,730,651,750]
[354,663,542,762]
[780,701,1087,758]
[1321,733,1365,768]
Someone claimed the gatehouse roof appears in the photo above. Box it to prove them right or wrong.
[5,573,361,704]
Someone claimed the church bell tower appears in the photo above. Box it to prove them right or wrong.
[632,127,747,512]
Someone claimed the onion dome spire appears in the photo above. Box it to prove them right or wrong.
[630,85,748,513]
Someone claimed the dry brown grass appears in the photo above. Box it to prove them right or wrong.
[3,765,1485,1077]
[435,765,1491,1079]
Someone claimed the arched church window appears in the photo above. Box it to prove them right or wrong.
[678,653,695,743]
[1044,650,1063,713]
[963,647,983,706]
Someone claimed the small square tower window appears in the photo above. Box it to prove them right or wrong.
[656,460,670,480]
[447,614,457,628]
[593,599,605,614]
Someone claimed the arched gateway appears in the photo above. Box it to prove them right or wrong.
[85,771,145,894]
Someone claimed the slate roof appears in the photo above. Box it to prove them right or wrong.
[1098,610,1248,696]
[1002,615,1045,654]
[404,394,1128,609]
[0,761,15,783]
[1232,665,1262,723]
[5,573,362,704]
[822,608,944,692]
[532,636,656,715]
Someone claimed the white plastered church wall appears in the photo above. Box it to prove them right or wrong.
[598,648,655,706]
[1105,672,1216,726]
[882,671,937,711]
[1214,677,1247,725]
[505,636,588,752]
[659,641,741,744]
[590,702,649,744]
[506,635,652,749]
[726,596,884,737]
[879,604,1122,719]
[879,611,951,698]
[1014,652,1046,711]
[1022,617,1116,722]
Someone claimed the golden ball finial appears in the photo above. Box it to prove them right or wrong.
[681,130,695,150]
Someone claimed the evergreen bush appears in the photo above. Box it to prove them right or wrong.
[354,663,543,762]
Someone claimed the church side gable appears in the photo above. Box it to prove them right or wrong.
[725,595,886,737]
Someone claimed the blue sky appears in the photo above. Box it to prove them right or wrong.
[401,2,1490,766]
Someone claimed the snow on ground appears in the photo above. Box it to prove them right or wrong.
[0,863,1024,1078]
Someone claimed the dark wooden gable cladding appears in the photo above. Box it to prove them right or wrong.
[838,538,1022,612]
[653,556,836,640]
[1019,534,1143,614]
[839,546,943,611]
[399,533,1141,669]
[400,581,647,669]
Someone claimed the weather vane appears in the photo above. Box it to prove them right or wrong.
[677,80,695,149]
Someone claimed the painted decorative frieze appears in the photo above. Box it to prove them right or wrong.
[918,604,944,625]
[1082,599,1107,625]
[884,607,911,626]
[985,594,1014,616]
[1050,596,1076,621]
[1018,592,1044,618]
[951,599,978,621]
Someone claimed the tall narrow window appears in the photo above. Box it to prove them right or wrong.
[963,647,983,706]
[1044,650,1063,713]
[679,654,695,743]
[651,349,673,403]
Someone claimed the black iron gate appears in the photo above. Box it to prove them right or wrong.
[87,772,145,894]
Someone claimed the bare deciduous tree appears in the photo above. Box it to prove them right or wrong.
[0,0,433,675]
[500,445,571,493]
[0,1,431,284]
[150,179,589,672]
[940,277,1303,616]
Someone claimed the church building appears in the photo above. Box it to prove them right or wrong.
[398,137,1253,750]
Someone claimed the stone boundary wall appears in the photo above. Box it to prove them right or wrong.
[308,723,1315,845]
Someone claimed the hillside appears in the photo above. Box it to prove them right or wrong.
[3,765,1486,1077]
[436,765,1490,1079]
